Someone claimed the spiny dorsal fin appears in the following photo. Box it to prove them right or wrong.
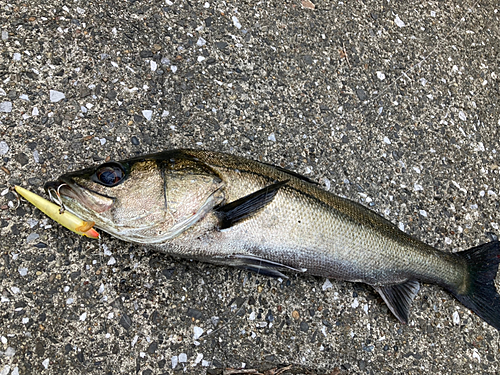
[215,180,288,229]
[374,280,420,324]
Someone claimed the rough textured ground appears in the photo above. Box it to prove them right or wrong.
[1,0,500,374]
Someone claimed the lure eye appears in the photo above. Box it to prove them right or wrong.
[93,163,125,187]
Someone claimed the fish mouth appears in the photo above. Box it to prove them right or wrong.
[44,179,114,214]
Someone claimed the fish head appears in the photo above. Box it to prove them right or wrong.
[44,152,224,244]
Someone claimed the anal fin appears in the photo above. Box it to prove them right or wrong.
[215,180,288,229]
[374,280,420,324]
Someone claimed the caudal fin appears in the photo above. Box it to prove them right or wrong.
[450,241,500,330]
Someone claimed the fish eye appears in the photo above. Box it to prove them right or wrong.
[93,163,125,187]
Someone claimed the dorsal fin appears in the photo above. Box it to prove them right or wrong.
[374,280,420,324]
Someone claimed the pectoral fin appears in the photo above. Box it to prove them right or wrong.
[215,180,288,229]
[374,280,420,324]
[226,254,307,279]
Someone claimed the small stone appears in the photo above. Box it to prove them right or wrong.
[268,133,276,142]
[119,313,132,330]
[355,89,367,101]
[147,342,158,354]
[49,90,65,103]
[178,353,187,363]
[140,50,153,58]
[106,90,117,100]
[395,15,405,28]
[142,110,152,121]
[197,37,206,46]
[0,102,12,112]
[376,71,385,80]
[0,141,9,155]
[26,232,40,243]
[322,279,333,290]
[193,326,204,340]
[232,16,242,29]
[19,267,28,276]
[131,136,140,145]
[292,310,300,319]
[300,321,309,332]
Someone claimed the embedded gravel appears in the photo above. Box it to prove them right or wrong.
[1,0,500,374]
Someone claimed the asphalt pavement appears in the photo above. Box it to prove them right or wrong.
[1,0,500,374]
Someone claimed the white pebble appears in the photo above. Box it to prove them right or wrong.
[204,2,210,8]
[32,106,39,116]
[19,267,28,276]
[179,353,187,363]
[1,30,8,40]
[394,15,405,28]
[0,365,10,375]
[171,356,178,369]
[197,56,206,62]
[322,279,333,291]
[351,298,359,309]
[0,102,12,113]
[49,90,65,103]
[323,177,331,191]
[5,347,16,356]
[150,60,157,72]
[398,222,405,232]
[452,310,460,325]
[430,10,436,17]
[26,233,39,243]
[383,136,391,144]
[19,94,29,101]
[11,367,18,375]
[28,218,39,228]
[13,52,21,61]
[194,353,203,365]
[268,133,276,142]
[171,65,177,73]
[232,16,242,29]
[142,110,153,121]
[42,358,50,369]
[197,37,206,46]
[79,312,87,321]
[376,71,385,80]
[107,256,116,265]
[66,298,74,305]
[202,360,210,367]
[22,317,29,324]
[0,141,9,155]
[419,210,427,217]
[11,286,20,294]
[193,326,204,340]
[459,111,466,121]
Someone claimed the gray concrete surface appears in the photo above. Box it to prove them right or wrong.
[1,0,500,373]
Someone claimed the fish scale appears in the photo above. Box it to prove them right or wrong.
[44,149,500,330]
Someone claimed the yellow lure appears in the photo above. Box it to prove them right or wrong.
[14,185,99,239]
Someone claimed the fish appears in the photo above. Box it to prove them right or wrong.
[43,149,500,330]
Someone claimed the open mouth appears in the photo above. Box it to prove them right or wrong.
[44,179,114,213]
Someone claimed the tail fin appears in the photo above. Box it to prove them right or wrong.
[450,241,500,330]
